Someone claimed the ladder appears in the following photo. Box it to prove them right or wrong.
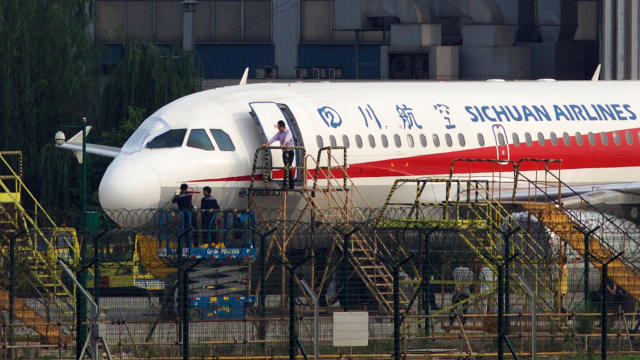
[0,151,80,344]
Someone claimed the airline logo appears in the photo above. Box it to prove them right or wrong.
[466,104,637,123]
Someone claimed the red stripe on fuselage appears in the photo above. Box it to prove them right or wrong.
[187,128,640,182]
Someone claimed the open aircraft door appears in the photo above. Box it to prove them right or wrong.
[491,124,510,163]
[249,102,304,184]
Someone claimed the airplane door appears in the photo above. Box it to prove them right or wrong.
[249,102,302,183]
[491,124,510,162]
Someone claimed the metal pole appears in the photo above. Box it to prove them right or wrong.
[343,233,350,310]
[393,265,400,360]
[76,117,89,359]
[300,280,319,360]
[584,232,590,305]
[182,266,189,360]
[289,267,296,360]
[517,275,536,360]
[503,232,510,326]
[8,234,15,360]
[497,264,504,360]
[601,263,607,360]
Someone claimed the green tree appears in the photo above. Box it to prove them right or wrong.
[0,0,96,223]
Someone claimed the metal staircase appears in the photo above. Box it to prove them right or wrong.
[0,151,80,344]
[516,165,640,303]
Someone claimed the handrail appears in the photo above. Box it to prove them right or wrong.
[516,169,640,274]
[250,146,307,190]
[313,146,347,191]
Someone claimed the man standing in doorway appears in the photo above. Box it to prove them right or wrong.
[262,120,295,189]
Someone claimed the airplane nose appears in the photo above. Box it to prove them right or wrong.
[99,157,162,212]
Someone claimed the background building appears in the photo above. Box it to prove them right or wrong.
[96,0,639,83]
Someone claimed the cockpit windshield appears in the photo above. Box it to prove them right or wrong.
[146,129,187,149]
[121,116,171,153]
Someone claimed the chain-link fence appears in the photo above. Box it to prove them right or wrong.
[3,205,640,359]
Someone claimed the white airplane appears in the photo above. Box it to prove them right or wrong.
[56,72,640,228]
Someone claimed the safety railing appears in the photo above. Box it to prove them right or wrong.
[250,145,306,190]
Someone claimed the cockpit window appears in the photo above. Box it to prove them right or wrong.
[146,129,187,149]
[187,129,214,150]
[210,129,236,151]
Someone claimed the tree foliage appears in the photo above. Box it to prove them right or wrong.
[0,1,202,226]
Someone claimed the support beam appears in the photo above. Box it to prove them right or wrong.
[631,0,639,79]
[616,0,626,79]
[602,0,614,79]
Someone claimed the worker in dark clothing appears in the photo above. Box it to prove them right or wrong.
[200,186,220,246]
[172,183,194,246]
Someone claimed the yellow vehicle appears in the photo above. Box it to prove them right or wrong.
[87,230,168,293]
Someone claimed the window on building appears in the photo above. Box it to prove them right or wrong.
[381,134,389,148]
[588,132,596,146]
[316,135,324,148]
[210,129,236,151]
[613,131,621,145]
[433,134,440,147]
[445,134,453,147]
[407,134,415,147]
[525,132,532,146]
[599,132,608,145]
[477,133,485,147]
[575,132,583,146]
[329,135,337,147]
[394,134,401,147]
[355,135,363,148]
[215,0,271,42]
[537,132,545,146]
[562,132,571,146]
[420,134,427,147]
[368,134,376,147]
[512,133,520,146]
[626,131,633,145]
[146,129,187,149]
[187,129,215,150]
[342,135,350,148]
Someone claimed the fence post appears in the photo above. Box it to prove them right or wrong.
[8,233,15,360]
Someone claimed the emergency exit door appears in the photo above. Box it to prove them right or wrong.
[491,124,510,163]
[249,102,303,184]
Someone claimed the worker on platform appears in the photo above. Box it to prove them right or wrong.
[200,186,220,246]
[262,120,295,189]
[449,263,474,326]
[172,183,194,245]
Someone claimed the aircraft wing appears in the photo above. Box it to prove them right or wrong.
[55,127,120,162]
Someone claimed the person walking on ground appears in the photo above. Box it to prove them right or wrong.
[200,186,220,246]
[450,264,474,326]
[262,120,295,189]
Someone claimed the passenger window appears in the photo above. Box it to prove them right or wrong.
[445,134,453,147]
[407,134,415,147]
[625,131,633,145]
[525,132,532,146]
[394,134,401,147]
[497,133,506,146]
[381,134,389,148]
[210,129,236,151]
[575,132,583,146]
[550,132,558,146]
[458,133,466,147]
[329,135,337,147]
[316,135,324,148]
[355,135,363,148]
[146,129,187,149]
[599,132,608,145]
[477,133,485,147]
[612,132,621,145]
[562,132,571,146]
[537,132,545,146]
[368,134,376,147]
[588,132,596,146]
[420,134,427,147]
[512,133,520,146]
[187,129,214,150]
[342,135,350,148]
[432,134,441,147]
